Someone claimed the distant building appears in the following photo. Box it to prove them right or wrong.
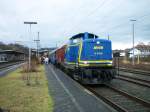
[0,50,25,62]
[0,49,7,62]
[129,48,141,58]
[128,44,150,58]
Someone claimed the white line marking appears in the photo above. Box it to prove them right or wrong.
[49,65,84,112]
[84,89,94,95]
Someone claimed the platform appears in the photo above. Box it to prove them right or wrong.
[45,64,117,112]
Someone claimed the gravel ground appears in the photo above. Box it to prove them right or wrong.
[110,79,150,102]
[94,87,150,112]
[119,63,150,71]
[119,71,150,81]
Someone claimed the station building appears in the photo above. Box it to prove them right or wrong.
[0,50,25,62]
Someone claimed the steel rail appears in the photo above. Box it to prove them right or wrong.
[119,74,150,84]
[0,61,24,70]
[119,67,150,76]
[86,87,128,112]
[86,85,150,112]
[117,76,150,88]
[105,85,150,108]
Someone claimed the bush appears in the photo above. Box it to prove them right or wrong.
[21,56,41,85]
[21,56,40,73]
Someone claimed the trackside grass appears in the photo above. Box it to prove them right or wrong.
[0,65,53,112]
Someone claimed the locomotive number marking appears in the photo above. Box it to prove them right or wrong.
[94,52,103,55]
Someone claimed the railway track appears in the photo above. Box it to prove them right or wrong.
[119,67,150,76]
[0,61,25,70]
[116,75,150,88]
[115,67,150,88]
[0,61,26,77]
[119,74,150,84]
[86,85,150,112]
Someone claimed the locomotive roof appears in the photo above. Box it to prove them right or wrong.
[70,32,98,40]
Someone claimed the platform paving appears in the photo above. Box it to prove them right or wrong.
[45,64,117,112]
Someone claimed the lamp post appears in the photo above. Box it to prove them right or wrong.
[24,22,37,71]
[34,32,40,57]
[130,19,136,65]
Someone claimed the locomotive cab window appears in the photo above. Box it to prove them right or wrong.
[70,38,82,44]
[88,34,98,39]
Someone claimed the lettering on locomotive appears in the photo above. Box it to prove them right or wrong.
[93,46,103,50]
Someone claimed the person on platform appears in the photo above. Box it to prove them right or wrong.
[44,57,49,64]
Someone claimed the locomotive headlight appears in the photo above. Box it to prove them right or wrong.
[96,41,100,44]
[83,61,88,64]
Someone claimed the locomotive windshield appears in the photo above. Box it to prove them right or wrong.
[70,33,98,40]
[88,34,98,39]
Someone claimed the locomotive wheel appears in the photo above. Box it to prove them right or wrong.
[106,71,112,81]
[79,70,84,83]
[72,70,77,80]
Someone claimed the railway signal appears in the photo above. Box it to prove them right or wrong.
[113,52,120,75]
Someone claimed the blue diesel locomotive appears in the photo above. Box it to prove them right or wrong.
[50,32,116,84]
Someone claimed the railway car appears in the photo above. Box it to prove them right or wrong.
[49,49,56,64]
[49,32,116,84]
[55,45,66,66]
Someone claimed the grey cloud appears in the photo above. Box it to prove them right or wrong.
[0,0,150,49]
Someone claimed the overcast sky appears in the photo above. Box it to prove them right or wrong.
[0,0,150,49]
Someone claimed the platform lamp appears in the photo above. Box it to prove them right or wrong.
[130,19,136,66]
[24,22,37,71]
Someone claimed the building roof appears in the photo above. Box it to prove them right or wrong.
[0,50,24,54]
[124,44,150,52]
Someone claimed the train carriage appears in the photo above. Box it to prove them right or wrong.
[55,45,66,67]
